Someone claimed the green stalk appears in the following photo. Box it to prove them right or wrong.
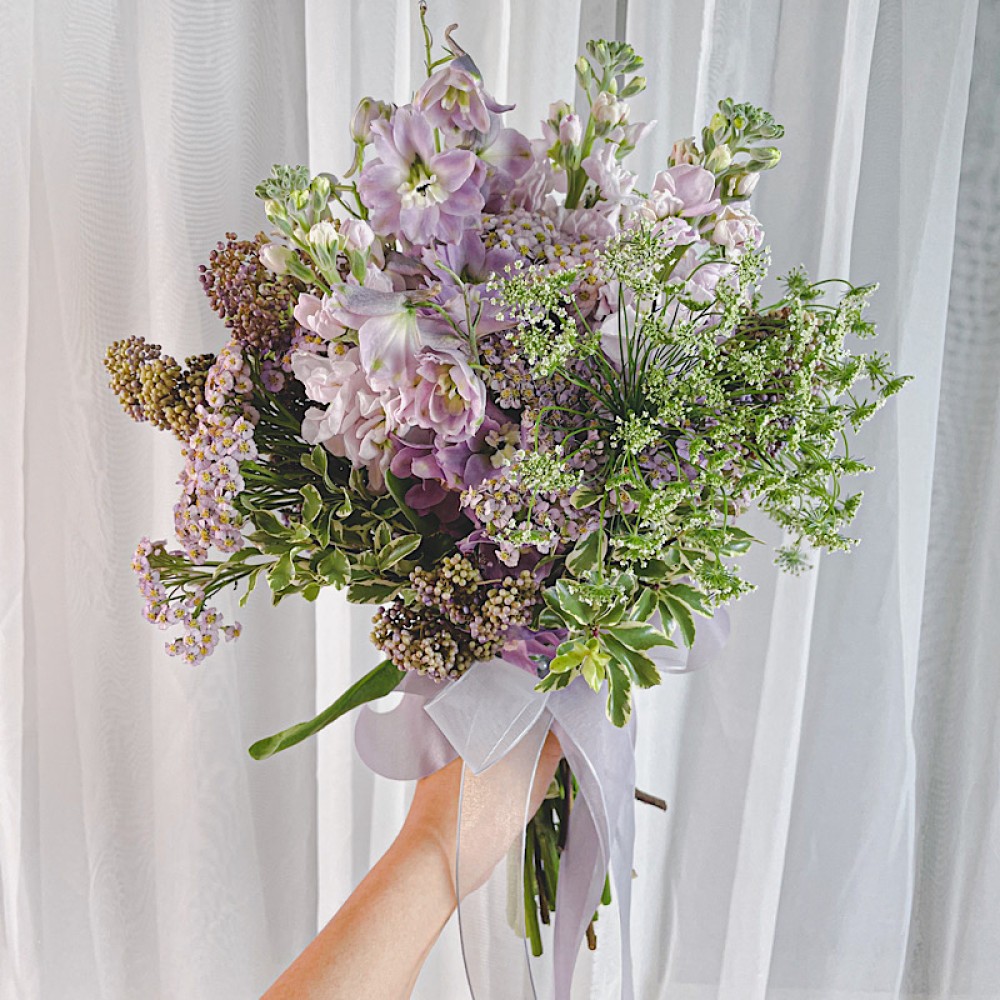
[523,824,544,957]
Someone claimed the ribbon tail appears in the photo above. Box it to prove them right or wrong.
[549,682,637,1000]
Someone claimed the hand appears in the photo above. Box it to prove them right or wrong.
[263,732,562,1000]
[406,730,563,897]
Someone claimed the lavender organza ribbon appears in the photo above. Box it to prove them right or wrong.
[355,611,729,999]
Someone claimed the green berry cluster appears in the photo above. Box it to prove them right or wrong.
[104,336,213,441]
[370,555,540,680]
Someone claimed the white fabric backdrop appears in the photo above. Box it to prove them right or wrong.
[2,1,998,998]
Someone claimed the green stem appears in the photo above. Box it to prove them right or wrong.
[523,824,544,957]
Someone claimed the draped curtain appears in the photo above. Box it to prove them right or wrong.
[2,1,997,998]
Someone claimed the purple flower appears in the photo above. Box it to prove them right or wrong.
[649,164,721,218]
[509,138,564,211]
[294,345,394,492]
[475,120,533,212]
[294,292,349,341]
[401,346,487,443]
[341,218,375,252]
[358,107,486,246]
[421,231,518,333]
[414,62,512,135]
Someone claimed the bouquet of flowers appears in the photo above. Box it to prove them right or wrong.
[105,11,905,993]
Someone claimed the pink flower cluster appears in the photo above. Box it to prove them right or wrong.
[174,343,258,563]
[133,539,240,666]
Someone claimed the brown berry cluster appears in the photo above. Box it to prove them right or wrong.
[199,232,300,356]
[104,337,214,440]
[370,554,540,681]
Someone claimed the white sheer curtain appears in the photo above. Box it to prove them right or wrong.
[2,1,997,998]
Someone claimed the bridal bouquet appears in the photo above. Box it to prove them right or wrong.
[106,15,904,994]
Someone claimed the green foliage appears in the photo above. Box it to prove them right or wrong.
[248,659,405,759]
[488,219,907,723]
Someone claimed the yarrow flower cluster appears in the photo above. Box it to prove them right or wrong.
[132,539,241,665]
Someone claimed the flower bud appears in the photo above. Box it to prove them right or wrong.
[727,171,759,198]
[705,143,732,173]
[592,91,629,126]
[548,99,573,123]
[340,218,375,253]
[747,146,782,170]
[308,220,340,253]
[350,97,392,145]
[670,137,700,166]
[259,242,294,275]
[559,114,583,147]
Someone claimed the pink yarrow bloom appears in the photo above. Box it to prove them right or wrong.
[358,107,485,246]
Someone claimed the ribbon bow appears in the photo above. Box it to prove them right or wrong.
[354,611,729,998]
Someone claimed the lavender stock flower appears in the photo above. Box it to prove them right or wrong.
[358,107,485,246]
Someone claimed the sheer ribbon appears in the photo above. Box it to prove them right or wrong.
[354,612,729,998]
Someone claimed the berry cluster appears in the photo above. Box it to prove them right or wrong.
[370,555,540,680]
[104,336,214,441]
[198,232,301,356]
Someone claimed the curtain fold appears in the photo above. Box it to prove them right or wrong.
[1,1,997,998]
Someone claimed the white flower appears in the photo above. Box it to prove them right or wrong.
[259,242,293,275]
[592,91,629,126]
[711,206,764,252]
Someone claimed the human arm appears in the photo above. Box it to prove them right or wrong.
[263,731,562,1000]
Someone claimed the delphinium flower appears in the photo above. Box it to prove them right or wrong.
[358,107,486,246]
[370,554,539,679]
[421,230,518,334]
[414,61,512,135]
[199,232,302,356]
[104,337,215,441]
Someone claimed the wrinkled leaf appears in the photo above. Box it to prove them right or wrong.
[267,551,294,592]
[317,549,351,586]
[300,444,328,478]
[603,632,661,689]
[662,582,711,616]
[347,579,399,604]
[606,660,632,727]
[660,595,696,647]
[606,621,674,651]
[566,530,607,578]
